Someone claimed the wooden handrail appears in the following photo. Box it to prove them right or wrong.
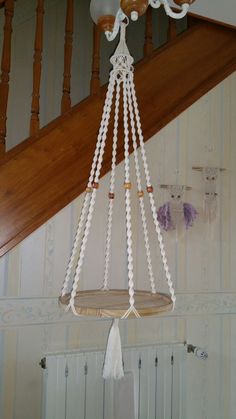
[90,24,101,96]
[30,0,44,137]
[61,0,74,114]
[0,0,14,155]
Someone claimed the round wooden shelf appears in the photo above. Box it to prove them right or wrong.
[59,289,173,318]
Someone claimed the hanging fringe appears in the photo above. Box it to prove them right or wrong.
[103,319,124,380]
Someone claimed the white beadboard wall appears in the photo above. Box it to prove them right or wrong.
[0,72,235,419]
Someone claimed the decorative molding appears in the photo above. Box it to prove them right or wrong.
[0,293,236,327]
[174,293,236,316]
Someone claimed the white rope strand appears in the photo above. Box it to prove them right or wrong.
[61,193,91,296]
[89,71,118,187]
[130,75,176,308]
[68,75,116,313]
[103,80,121,290]
[126,75,156,294]
[61,72,118,297]
[63,22,176,321]
[121,75,140,319]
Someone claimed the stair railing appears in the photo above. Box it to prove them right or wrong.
[0,1,188,156]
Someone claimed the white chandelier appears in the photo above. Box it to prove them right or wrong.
[60,21,175,379]
[90,0,195,41]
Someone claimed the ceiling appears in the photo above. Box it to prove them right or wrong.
[170,0,236,28]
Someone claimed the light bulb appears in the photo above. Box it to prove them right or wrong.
[90,0,120,30]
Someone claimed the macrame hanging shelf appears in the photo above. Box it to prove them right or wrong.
[59,23,175,323]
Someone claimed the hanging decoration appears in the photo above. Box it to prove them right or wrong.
[202,167,218,221]
[192,166,225,222]
[59,22,175,379]
[157,185,197,232]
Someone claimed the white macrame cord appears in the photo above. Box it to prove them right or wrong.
[61,22,175,316]
[61,23,176,380]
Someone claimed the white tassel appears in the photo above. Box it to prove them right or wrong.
[103,319,124,380]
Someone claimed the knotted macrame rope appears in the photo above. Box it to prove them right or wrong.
[61,22,175,380]
[61,21,175,317]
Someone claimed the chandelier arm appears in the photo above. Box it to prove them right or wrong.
[148,0,161,9]
[103,80,121,291]
[67,76,116,313]
[121,75,140,319]
[105,9,127,42]
[130,80,176,307]
[126,76,156,294]
[162,0,190,19]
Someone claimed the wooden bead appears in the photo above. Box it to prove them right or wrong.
[137,190,144,198]
[146,185,153,193]
[92,182,99,189]
[124,182,132,189]
[108,192,115,199]
[86,186,92,193]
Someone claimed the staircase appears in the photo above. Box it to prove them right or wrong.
[0,3,235,256]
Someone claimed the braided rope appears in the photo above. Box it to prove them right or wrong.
[103,80,121,290]
[63,23,175,317]
[121,75,140,319]
[126,76,156,294]
[130,74,176,308]
[61,193,91,296]
[67,75,116,314]
[61,73,118,297]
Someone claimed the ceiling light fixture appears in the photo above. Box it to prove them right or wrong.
[90,0,196,41]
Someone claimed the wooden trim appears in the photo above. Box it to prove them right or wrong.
[30,0,44,137]
[188,12,236,31]
[0,0,14,155]
[61,0,74,114]
[1,292,236,326]
[0,21,235,256]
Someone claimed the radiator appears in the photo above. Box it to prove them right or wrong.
[41,343,186,419]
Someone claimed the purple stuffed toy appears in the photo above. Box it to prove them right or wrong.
[157,201,197,231]
[157,185,197,231]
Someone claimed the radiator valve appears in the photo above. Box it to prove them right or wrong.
[187,344,208,360]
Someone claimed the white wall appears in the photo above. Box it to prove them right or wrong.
[0,72,235,419]
[170,0,236,28]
